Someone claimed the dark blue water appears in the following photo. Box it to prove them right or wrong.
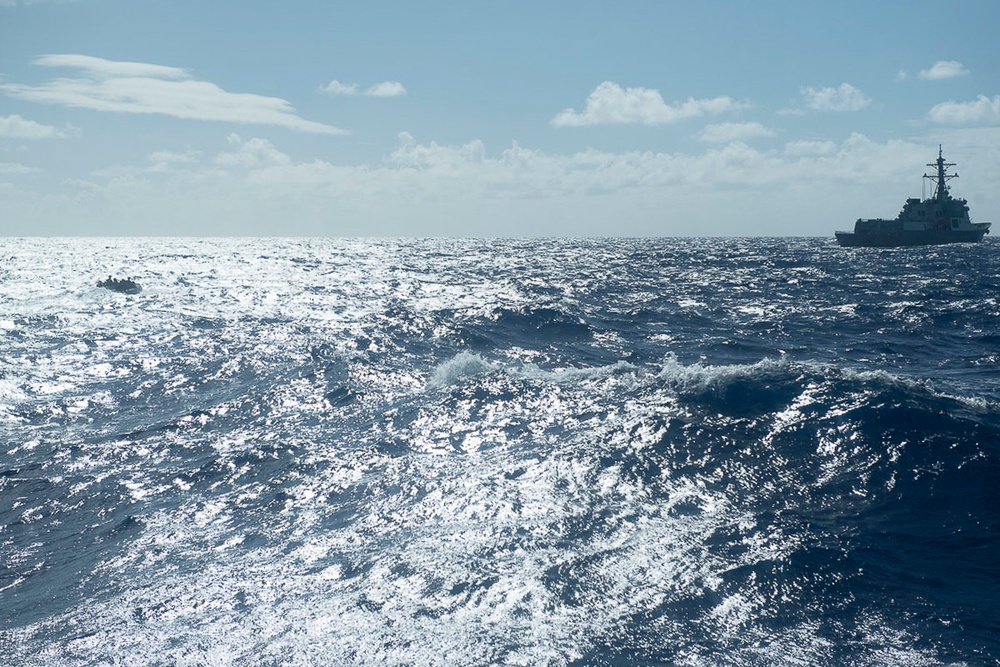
[1,238,998,665]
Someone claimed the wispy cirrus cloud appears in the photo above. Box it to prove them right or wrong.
[0,54,348,135]
[918,60,970,80]
[320,79,407,97]
[801,83,870,112]
[928,95,1000,125]
[552,81,749,127]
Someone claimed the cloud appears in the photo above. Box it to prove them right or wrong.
[147,149,200,165]
[216,133,292,168]
[776,107,806,117]
[212,131,923,201]
[928,95,1000,125]
[9,130,995,237]
[0,114,66,139]
[698,121,774,144]
[144,149,202,173]
[1,54,348,135]
[321,79,407,97]
[321,80,360,96]
[918,60,969,80]
[0,162,40,174]
[801,83,870,112]
[552,81,748,127]
[365,81,406,97]
[782,140,837,156]
[34,54,189,80]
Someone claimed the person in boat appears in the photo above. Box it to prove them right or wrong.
[98,275,130,290]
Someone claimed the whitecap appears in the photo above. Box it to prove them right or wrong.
[428,351,496,389]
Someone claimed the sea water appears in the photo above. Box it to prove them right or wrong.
[1,237,998,666]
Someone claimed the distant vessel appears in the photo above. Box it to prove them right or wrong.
[97,276,141,294]
[835,146,990,247]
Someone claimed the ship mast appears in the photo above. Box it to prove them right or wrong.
[924,144,957,202]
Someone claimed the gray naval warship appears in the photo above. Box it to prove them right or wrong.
[835,146,990,247]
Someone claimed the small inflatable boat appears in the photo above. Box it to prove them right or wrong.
[97,277,142,294]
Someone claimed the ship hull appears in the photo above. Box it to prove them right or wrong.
[835,228,988,247]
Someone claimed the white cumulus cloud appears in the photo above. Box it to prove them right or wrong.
[918,60,970,80]
[801,83,870,112]
[928,95,1000,125]
[1,54,348,135]
[216,134,292,168]
[698,122,774,144]
[0,114,66,139]
[365,81,406,97]
[320,80,360,96]
[552,81,748,127]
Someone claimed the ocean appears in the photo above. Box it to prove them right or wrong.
[1,237,998,666]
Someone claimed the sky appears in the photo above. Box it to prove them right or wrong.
[1,0,999,237]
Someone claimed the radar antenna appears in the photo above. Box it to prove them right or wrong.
[924,144,957,201]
